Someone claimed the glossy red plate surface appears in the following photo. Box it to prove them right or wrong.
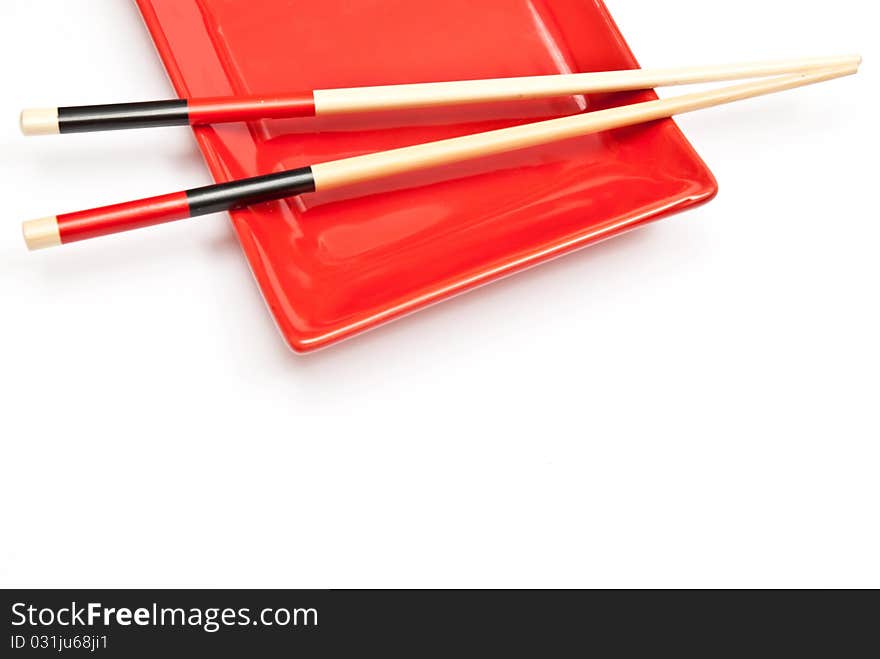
[136,0,717,352]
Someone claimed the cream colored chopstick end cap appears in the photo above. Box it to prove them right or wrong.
[23,216,61,250]
[20,108,60,136]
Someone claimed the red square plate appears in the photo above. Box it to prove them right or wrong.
[136,0,717,352]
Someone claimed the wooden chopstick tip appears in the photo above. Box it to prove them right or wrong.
[837,54,863,72]
[22,216,61,250]
[20,108,59,136]
[792,61,861,83]
[830,53,862,69]
[823,59,861,78]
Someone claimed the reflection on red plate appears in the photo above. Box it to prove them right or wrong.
[136,0,717,352]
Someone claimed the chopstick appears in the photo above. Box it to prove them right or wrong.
[19,55,860,135]
[22,63,858,250]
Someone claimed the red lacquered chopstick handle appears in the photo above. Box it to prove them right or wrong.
[20,192,190,248]
[19,93,316,135]
[60,193,192,244]
[187,93,316,124]
[22,168,316,249]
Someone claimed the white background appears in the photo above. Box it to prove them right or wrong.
[1,0,877,588]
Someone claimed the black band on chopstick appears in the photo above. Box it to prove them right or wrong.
[57,100,190,133]
[185,167,316,216]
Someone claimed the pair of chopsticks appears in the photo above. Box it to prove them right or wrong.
[21,55,860,250]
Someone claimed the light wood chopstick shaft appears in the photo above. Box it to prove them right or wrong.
[311,65,857,190]
[313,55,861,114]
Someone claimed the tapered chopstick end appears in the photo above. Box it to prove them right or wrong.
[23,216,61,250]
[20,108,60,136]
